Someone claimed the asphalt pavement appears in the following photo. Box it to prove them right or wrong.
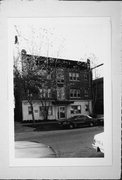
[15,125,104,158]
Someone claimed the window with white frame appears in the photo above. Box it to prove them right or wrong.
[70,89,80,98]
[69,72,79,81]
[39,88,52,98]
[70,105,81,114]
[28,106,32,114]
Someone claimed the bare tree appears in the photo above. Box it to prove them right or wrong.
[14,25,65,122]
[36,63,55,121]
[19,51,43,123]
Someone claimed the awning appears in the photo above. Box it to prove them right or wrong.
[52,100,74,105]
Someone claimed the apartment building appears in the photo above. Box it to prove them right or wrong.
[21,50,92,121]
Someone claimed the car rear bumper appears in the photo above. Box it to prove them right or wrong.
[92,143,104,153]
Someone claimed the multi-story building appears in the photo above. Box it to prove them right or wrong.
[21,50,93,121]
[92,77,103,116]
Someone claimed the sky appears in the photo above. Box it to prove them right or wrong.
[12,17,111,78]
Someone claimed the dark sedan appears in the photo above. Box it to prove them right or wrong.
[95,116,104,126]
[58,115,96,129]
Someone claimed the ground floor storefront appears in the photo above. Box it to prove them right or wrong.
[22,100,92,121]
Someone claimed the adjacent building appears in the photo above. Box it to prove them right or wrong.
[20,50,93,121]
[92,77,103,116]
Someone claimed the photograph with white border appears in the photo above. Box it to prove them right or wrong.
[8,17,112,166]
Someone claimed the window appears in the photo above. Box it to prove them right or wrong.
[84,88,89,97]
[48,106,53,115]
[47,73,51,80]
[69,73,72,80]
[84,73,88,80]
[74,90,77,97]
[59,106,66,119]
[85,104,89,111]
[47,89,52,98]
[76,73,79,79]
[56,68,64,83]
[34,109,38,113]
[39,88,52,98]
[70,105,81,114]
[70,89,73,97]
[57,87,65,100]
[77,90,80,97]
[69,72,79,81]
[28,106,32,114]
[70,89,80,98]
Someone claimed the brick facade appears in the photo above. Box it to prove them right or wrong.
[21,50,93,121]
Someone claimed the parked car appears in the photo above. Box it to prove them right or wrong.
[15,141,57,158]
[92,132,104,153]
[93,116,104,126]
[96,116,104,126]
[58,115,96,129]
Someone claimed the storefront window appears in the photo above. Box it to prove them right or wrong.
[70,105,81,114]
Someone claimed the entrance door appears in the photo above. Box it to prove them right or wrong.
[59,106,66,119]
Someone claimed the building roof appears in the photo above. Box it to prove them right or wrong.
[21,49,90,70]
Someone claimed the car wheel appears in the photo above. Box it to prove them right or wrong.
[97,147,100,152]
[90,122,94,127]
[69,123,74,129]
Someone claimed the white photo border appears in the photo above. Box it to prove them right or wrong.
[0,1,120,179]
[8,17,112,167]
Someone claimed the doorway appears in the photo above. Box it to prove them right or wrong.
[58,106,66,119]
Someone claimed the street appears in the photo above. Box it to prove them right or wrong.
[15,126,104,158]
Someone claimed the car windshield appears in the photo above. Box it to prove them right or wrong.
[86,115,92,118]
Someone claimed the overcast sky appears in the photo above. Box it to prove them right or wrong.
[12,17,111,78]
